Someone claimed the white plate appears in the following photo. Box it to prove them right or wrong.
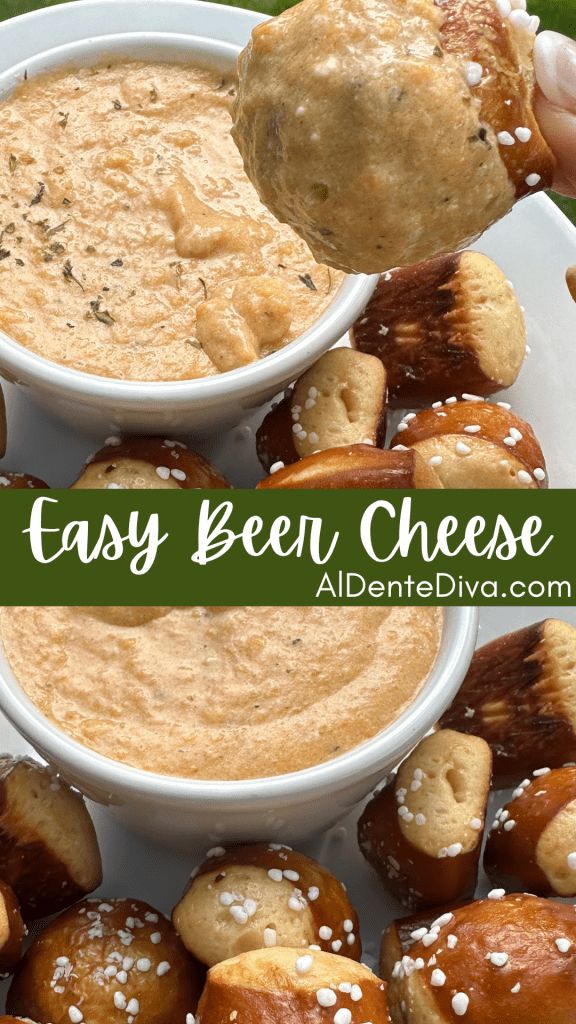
[0,2,575,485]
[0,603,572,1011]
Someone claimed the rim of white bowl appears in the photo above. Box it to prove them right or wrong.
[0,17,379,404]
[0,607,478,806]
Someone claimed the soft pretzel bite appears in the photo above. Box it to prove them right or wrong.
[71,436,230,489]
[0,755,102,920]
[173,842,361,967]
[440,619,576,785]
[358,731,492,910]
[7,897,204,1024]
[0,473,48,489]
[257,444,443,489]
[380,902,469,982]
[484,766,576,896]
[196,946,390,1024]
[232,0,554,274]
[567,267,576,303]
[256,349,387,472]
[0,881,25,977]
[351,252,525,406]
[384,893,576,1024]
[391,400,546,488]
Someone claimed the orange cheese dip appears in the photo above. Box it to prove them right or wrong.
[0,61,341,380]
[0,606,442,780]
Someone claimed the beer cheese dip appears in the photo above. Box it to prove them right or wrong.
[0,61,341,381]
[0,605,441,780]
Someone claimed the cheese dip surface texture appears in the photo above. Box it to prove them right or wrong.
[0,606,442,780]
[0,61,341,380]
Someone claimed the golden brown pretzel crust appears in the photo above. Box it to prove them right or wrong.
[359,782,481,911]
[76,436,230,489]
[440,0,555,199]
[7,897,204,1024]
[188,843,361,961]
[352,255,489,406]
[380,901,469,980]
[0,755,102,920]
[351,252,525,406]
[197,947,390,1024]
[0,1018,40,1023]
[391,401,544,477]
[256,396,299,471]
[257,444,442,489]
[256,349,388,472]
[440,620,576,784]
[0,881,25,977]
[358,732,491,910]
[0,473,49,489]
[387,894,576,1024]
[484,766,576,894]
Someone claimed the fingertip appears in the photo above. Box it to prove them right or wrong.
[534,89,576,198]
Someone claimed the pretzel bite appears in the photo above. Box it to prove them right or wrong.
[173,842,361,968]
[440,619,576,785]
[380,902,468,982]
[196,946,389,1024]
[358,730,492,910]
[256,349,387,472]
[0,1018,40,1023]
[351,253,526,406]
[0,473,48,489]
[233,0,554,274]
[390,400,546,488]
[0,881,25,977]
[71,437,230,489]
[567,267,576,303]
[0,384,5,459]
[7,897,204,1024]
[257,445,443,489]
[384,893,576,1024]
[0,755,102,920]
[484,766,576,896]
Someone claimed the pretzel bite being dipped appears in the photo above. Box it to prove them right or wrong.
[391,400,546,488]
[71,436,230,489]
[173,842,361,968]
[7,897,204,1024]
[351,252,526,406]
[358,730,492,910]
[484,766,576,896]
[0,473,48,489]
[256,349,387,473]
[0,755,102,920]
[440,619,576,785]
[383,893,576,1024]
[258,444,443,490]
[233,0,555,274]
[196,946,389,1024]
[0,881,25,977]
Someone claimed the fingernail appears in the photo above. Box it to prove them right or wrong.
[534,31,576,109]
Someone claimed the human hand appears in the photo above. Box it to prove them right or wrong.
[534,31,576,198]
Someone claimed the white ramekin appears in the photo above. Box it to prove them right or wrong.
[0,608,478,849]
[0,1,378,436]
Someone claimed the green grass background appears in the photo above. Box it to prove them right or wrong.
[0,0,574,220]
